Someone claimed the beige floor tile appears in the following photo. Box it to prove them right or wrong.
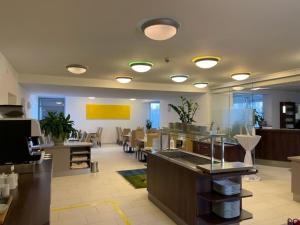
[51,144,300,225]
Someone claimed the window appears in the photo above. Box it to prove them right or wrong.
[149,102,160,129]
[232,93,264,115]
[38,97,65,120]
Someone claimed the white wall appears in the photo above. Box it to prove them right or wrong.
[263,90,300,128]
[65,97,149,143]
[0,52,28,114]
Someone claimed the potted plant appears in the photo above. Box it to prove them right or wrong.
[254,110,264,128]
[146,119,152,130]
[40,112,77,144]
[168,96,199,127]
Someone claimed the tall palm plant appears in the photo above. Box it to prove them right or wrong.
[168,96,199,124]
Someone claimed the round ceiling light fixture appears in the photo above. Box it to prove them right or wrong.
[129,62,153,73]
[115,76,133,84]
[192,56,220,69]
[170,75,189,83]
[88,97,95,100]
[193,82,208,88]
[129,98,136,101]
[66,64,87,74]
[231,73,250,81]
[141,18,180,41]
[232,86,245,91]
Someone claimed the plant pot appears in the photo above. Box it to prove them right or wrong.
[52,137,65,145]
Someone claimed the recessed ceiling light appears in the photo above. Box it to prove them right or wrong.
[170,75,189,83]
[56,101,63,105]
[232,86,245,91]
[129,62,153,73]
[88,97,95,100]
[193,82,208,88]
[141,18,180,41]
[192,56,220,69]
[129,98,136,101]
[115,76,133,84]
[251,87,269,91]
[231,73,250,81]
[66,64,87,74]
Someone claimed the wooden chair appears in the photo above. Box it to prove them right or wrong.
[117,127,123,145]
[134,129,145,158]
[122,128,131,151]
[96,127,103,147]
[139,132,159,161]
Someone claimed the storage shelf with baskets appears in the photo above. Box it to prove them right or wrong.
[70,147,91,170]
[197,173,254,225]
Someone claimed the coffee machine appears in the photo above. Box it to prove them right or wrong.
[0,119,42,164]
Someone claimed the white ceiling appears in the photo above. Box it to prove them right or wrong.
[22,83,201,100]
[1,0,300,89]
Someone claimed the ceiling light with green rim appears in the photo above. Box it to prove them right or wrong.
[231,73,250,81]
[115,76,133,84]
[192,56,220,69]
[170,74,189,83]
[129,61,153,73]
[193,82,208,88]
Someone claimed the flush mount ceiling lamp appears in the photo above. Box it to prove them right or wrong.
[170,75,189,83]
[129,98,136,101]
[232,86,245,91]
[129,62,153,73]
[192,56,220,69]
[251,87,269,91]
[141,18,180,41]
[193,82,208,88]
[115,76,133,84]
[88,97,95,100]
[66,64,87,74]
[231,73,250,81]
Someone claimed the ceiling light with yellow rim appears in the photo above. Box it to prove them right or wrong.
[141,18,180,41]
[170,75,189,83]
[66,64,87,74]
[192,56,220,69]
[129,62,153,73]
[115,76,133,84]
[193,82,208,88]
[231,73,250,81]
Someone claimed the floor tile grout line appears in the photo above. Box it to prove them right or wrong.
[51,199,131,225]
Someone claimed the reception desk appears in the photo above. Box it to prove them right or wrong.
[256,128,300,162]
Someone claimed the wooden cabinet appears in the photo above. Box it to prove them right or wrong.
[192,141,245,162]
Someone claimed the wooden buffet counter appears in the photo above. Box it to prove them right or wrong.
[147,150,254,225]
[0,160,52,225]
[256,128,300,161]
[192,141,245,162]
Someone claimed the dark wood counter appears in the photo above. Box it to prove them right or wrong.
[0,160,52,225]
[147,152,254,225]
[256,129,300,161]
[192,141,245,162]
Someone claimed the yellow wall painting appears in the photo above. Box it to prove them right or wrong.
[86,104,130,120]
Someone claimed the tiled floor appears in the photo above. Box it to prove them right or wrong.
[50,144,300,225]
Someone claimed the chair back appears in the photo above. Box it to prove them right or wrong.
[80,131,87,142]
[122,128,131,136]
[147,128,158,133]
[146,133,159,148]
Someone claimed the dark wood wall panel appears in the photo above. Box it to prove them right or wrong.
[256,129,300,161]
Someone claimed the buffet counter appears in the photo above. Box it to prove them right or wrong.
[256,128,300,161]
[0,159,52,225]
[147,150,255,225]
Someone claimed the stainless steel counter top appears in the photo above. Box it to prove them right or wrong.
[152,149,253,174]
